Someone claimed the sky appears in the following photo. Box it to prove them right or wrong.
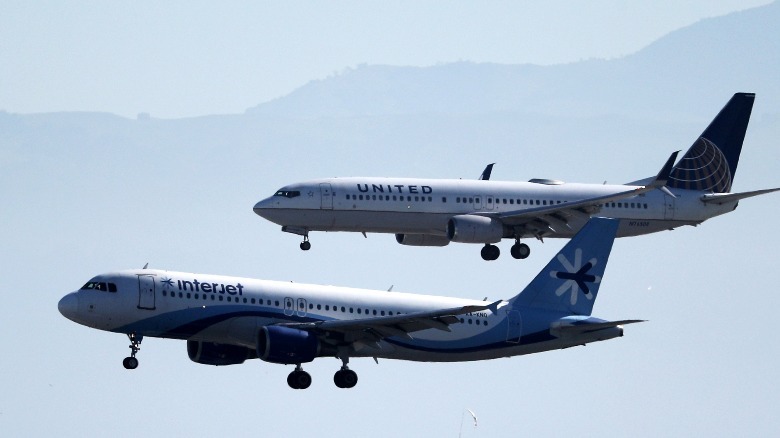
[0,0,772,118]
[2,2,779,437]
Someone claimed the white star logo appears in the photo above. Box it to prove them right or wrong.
[549,248,600,305]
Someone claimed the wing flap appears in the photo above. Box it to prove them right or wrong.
[280,301,502,344]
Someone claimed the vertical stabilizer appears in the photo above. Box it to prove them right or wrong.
[668,93,755,192]
[510,218,619,316]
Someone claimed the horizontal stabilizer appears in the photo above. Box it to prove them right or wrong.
[700,188,780,204]
[552,319,644,336]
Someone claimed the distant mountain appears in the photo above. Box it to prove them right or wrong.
[247,2,780,120]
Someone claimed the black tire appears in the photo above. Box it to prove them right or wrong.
[123,357,138,370]
[511,243,530,259]
[334,370,345,388]
[300,241,311,251]
[296,371,312,389]
[342,370,358,388]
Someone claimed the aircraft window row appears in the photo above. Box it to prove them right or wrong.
[456,197,567,207]
[159,292,489,325]
[81,281,117,292]
[602,202,648,209]
[346,194,434,203]
[460,317,489,326]
[274,190,301,198]
[161,290,492,325]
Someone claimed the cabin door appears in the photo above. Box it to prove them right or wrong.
[506,310,522,343]
[664,194,676,220]
[320,183,333,209]
[137,275,156,310]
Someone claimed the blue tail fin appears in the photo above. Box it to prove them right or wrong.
[667,93,755,193]
[510,218,619,316]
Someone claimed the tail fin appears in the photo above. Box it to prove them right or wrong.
[510,218,619,316]
[667,93,755,193]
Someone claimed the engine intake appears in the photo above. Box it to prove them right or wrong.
[256,326,321,365]
[187,341,256,366]
[446,215,505,243]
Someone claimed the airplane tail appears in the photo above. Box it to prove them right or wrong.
[509,217,619,316]
[667,93,755,193]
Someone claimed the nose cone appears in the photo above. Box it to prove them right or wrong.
[253,197,273,217]
[58,292,79,321]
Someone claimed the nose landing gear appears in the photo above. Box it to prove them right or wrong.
[122,332,142,369]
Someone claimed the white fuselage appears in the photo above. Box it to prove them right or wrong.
[59,269,622,363]
[254,177,736,239]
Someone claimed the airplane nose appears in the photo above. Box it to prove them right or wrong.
[58,292,79,320]
[253,198,271,216]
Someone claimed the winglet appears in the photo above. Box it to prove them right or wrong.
[648,150,680,188]
[479,163,495,181]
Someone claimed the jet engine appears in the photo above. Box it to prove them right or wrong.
[187,340,256,366]
[256,326,321,365]
[395,233,450,247]
[446,215,505,243]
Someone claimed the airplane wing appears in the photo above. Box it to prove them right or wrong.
[279,301,502,348]
[486,152,679,236]
[700,187,780,204]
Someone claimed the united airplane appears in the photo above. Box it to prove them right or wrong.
[59,218,639,389]
[254,93,779,260]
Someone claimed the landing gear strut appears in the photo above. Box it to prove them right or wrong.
[480,244,500,261]
[510,241,530,259]
[287,365,312,389]
[334,356,358,389]
[122,332,142,370]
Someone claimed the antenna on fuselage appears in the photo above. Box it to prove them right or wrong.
[142,263,148,269]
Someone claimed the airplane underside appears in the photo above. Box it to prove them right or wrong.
[270,208,701,239]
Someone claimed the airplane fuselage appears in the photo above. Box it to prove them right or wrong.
[254,177,734,239]
[59,269,622,363]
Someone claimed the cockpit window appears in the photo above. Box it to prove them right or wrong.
[81,281,117,293]
[274,190,301,198]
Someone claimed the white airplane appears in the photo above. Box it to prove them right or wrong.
[59,218,640,389]
[254,93,779,260]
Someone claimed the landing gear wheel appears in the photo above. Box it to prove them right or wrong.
[300,240,311,251]
[334,369,358,389]
[287,369,312,389]
[480,244,500,261]
[510,242,530,259]
[123,332,142,370]
[123,356,139,369]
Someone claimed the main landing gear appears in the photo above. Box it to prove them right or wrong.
[286,357,359,390]
[122,332,142,370]
[333,356,358,389]
[299,237,311,251]
[287,365,312,390]
[480,241,531,261]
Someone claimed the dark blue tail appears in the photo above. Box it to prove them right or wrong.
[509,218,619,316]
[667,93,755,193]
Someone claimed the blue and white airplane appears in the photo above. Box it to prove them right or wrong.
[254,93,779,260]
[59,218,640,389]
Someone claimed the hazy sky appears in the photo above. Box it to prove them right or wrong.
[0,0,771,118]
[2,2,779,437]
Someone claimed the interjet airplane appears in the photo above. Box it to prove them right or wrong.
[254,93,779,260]
[59,218,639,389]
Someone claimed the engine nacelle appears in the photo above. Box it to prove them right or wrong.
[187,340,255,366]
[446,215,505,243]
[256,326,320,365]
[395,233,450,247]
